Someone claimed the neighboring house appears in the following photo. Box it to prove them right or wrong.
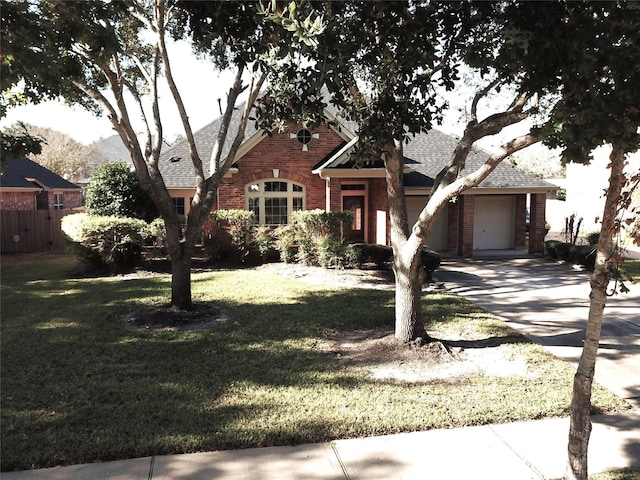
[0,157,83,211]
[1,158,83,253]
[565,146,640,235]
[159,102,555,256]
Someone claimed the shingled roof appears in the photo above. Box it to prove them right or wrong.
[402,129,556,191]
[0,158,81,191]
[159,95,555,193]
[158,103,263,189]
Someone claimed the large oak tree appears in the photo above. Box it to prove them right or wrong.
[258,1,572,343]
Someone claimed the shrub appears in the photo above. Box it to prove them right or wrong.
[343,243,362,269]
[273,225,296,263]
[544,240,562,259]
[421,247,441,273]
[569,244,597,270]
[272,210,352,266]
[554,242,572,261]
[61,213,153,270]
[351,243,393,266]
[584,231,600,246]
[209,210,255,262]
[85,161,159,222]
[253,226,273,261]
[316,234,344,268]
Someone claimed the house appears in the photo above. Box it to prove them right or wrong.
[565,146,640,235]
[0,157,83,211]
[159,102,555,257]
[1,157,83,253]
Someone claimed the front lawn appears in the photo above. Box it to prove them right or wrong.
[0,254,629,471]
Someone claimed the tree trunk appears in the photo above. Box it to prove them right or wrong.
[566,147,626,480]
[384,139,430,343]
[393,245,428,343]
[169,250,193,311]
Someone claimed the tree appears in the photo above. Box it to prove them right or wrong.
[259,1,571,343]
[0,122,44,170]
[4,0,278,309]
[1,0,85,169]
[534,3,640,478]
[85,161,159,222]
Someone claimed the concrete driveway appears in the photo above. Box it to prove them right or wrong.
[435,256,640,410]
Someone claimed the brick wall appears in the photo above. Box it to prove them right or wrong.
[217,125,341,212]
[0,191,37,210]
[529,193,546,254]
[457,194,475,257]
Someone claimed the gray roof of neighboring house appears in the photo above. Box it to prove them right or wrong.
[159,94,554,192]
[0,158,81,190]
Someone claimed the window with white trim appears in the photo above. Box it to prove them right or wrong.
[246,180,305,226]
[53,193,64,210]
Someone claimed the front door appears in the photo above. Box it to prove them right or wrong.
[343,196,365,242]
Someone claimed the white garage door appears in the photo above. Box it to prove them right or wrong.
[473,195,515,250]
[406,196,448,251]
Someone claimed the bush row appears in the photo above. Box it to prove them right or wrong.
[544,240,597,270]
[61,213,163,270]
[62,210,441,278]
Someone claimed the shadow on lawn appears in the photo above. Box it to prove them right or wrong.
[0,263,539,471]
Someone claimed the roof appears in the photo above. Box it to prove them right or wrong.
[0,158,81,191]
[159,93,555,193]
[401,129,556,191]
[158,103,263,189]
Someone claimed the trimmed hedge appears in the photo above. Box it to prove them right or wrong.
[350,243,441,279]
[61,213,154,270]
[544,240,597,270]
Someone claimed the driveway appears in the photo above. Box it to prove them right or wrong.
[435,256,640,410]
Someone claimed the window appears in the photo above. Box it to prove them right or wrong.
[53,193,64,210]
[172,197,185,216]
[246,180,305,226]
[296,129,313,146]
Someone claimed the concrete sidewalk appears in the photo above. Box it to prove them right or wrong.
[3,413,639,480]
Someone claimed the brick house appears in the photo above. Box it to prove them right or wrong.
[160,103,555,256]
[0,158,83,211]
[1,158,83,253]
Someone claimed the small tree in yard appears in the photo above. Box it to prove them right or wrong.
[85,161,159,222]
[538,3,640,479]
[2,0,286,309]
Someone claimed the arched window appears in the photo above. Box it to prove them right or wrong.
[246,180,305,226]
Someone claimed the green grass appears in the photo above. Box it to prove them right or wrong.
[590,468,640,480]
[622,257,640,279]
[0,254,630,471]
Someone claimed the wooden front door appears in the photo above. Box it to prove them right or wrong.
[343,195,365,242]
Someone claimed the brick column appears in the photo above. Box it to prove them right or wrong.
[457,194,474,257]
[515,194,527,249]
[529,193,546,254]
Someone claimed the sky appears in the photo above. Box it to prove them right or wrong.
[1,36,541,156]
[1,40,238,145]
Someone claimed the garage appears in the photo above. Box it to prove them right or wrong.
[406,196,448,251]
[473,195,515,250]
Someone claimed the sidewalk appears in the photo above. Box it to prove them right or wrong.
[3,413,639,480]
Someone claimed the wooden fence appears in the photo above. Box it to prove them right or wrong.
[1,209,78,254]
